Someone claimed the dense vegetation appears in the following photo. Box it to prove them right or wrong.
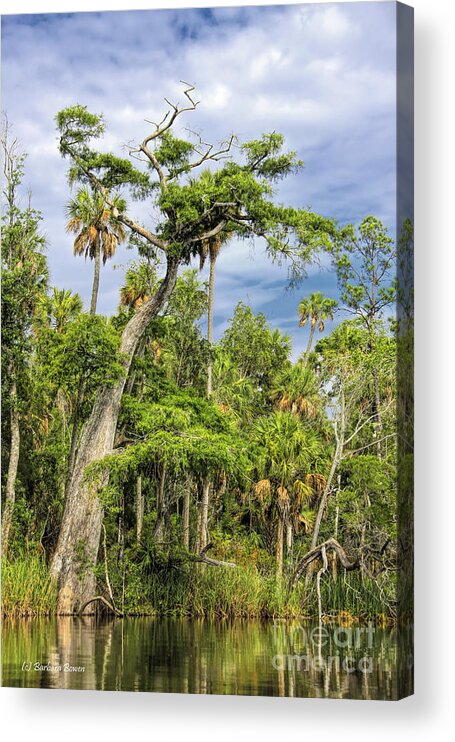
[1,87,406,623]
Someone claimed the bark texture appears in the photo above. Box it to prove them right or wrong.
[135,474,144,542]
[198,477,210,551]
[90,234,101,315]
[276,515,284,578]
[182,484,190,550]
[206,253,216,398]
[1,364,20,555]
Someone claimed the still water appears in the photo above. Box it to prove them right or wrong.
[1,617,413,699]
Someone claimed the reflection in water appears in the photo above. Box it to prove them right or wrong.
[1,617,413,699]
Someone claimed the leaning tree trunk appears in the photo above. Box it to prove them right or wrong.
[310,390,346,553]
[305,392,346,585]
[50,256,179,614]
[310,442,342,554]
[65,247,99,498]
[1,363,20,556]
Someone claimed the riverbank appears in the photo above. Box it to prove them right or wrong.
[2,557,395,624]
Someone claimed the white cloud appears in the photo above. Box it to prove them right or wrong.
[1,2,398,332]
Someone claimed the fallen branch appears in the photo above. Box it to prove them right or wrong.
[293,537,359,587]
[194,542,237,569]
[77,595,124,617]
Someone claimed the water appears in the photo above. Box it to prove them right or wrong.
[1,617,413,699]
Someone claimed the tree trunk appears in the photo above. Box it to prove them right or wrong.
[90,233,101,315]
[64,378,84,501]
[373,370,383,457]
[50,256,179,614]
[198,253,217,555]
[206,253,216,398]
[276,514,284,579]
[182,482,190,550]
[310,448,340,554]
[310,392,346,553]
[286,521,293,552]
[194,502,202,554]
[198,477,210,551]
[303,319,316,366]
[65,238,99,493]
[1,363,20,555]
[136,474,144,542]
[118,491,125,565]
[154,466,166,544]
[332,492,340,580]
[305,392,346,585]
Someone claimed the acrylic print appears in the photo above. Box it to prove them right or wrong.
[0,2,414,699]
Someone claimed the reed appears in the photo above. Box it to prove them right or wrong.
[122,564,393,621]
[1,557,57,618]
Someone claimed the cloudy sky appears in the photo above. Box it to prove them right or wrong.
[1,2,398,358]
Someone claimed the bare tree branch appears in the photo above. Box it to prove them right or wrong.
[142,81,199,147]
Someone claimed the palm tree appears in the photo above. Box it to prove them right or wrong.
[298,292,337,366]
[198,229,233,397]
[270,362,320,419]
[120,262,158,310]
[66,187,126,314]
[211,349,255,422]
[253,411,322,578]
[36,287,83,334]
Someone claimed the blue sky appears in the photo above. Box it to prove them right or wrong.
[1,2,398,358]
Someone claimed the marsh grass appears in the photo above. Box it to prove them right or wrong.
[1,557,57,618]
[122,563,392,622]
[1,555,393,623]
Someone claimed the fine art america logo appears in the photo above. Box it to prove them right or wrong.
[271,620,376,675]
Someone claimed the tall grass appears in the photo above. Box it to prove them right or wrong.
[122,563,393,621]
[1,556,393,622]
[1,557,57,618]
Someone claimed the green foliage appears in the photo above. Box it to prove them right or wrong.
[55,104,105,152]
[44,314,124,394]
[338,455,396,536]
[154,131,195,176]
[212,348,256,422]
[35,287,83,334]
[333,216,396,328]
[241,131,303,181]
[221,302,291,408]
[1,557,57,618]
[1,205,47,366]
[298,292,337,330]
[105,384,251,482]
